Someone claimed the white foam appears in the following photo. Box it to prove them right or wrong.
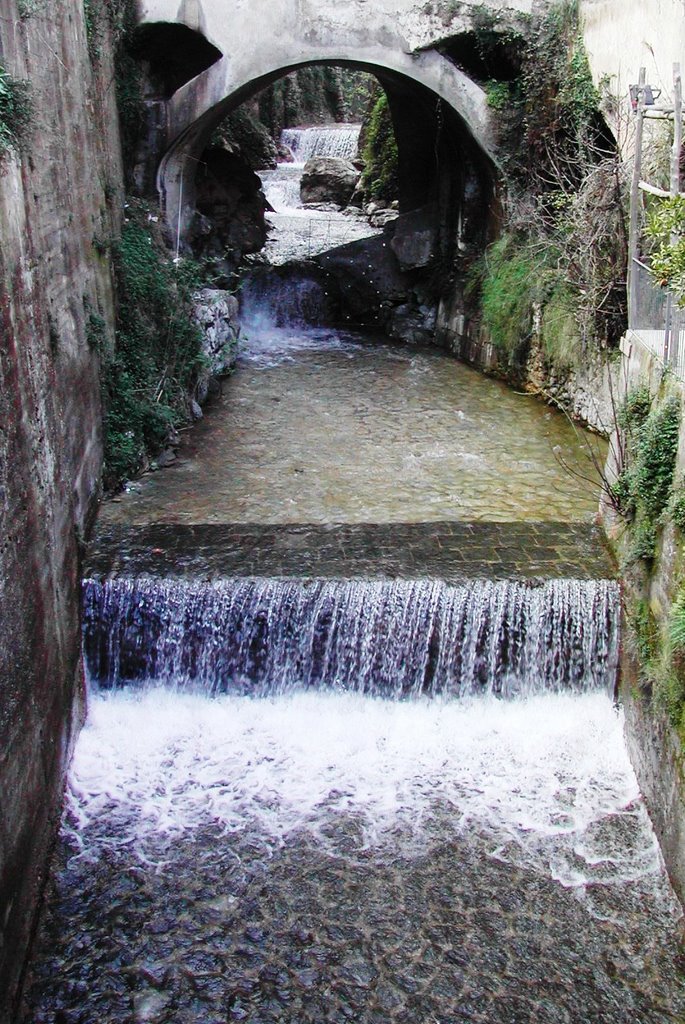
[65,689,661,888]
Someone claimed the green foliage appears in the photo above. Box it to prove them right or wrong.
[631,599,659,665]
[485,81,511,112]
[645,195,685,303]
[633,396,681,520]
[669,588,685,656]
[84,299,107,353]
[101,208,204,489]
[0,61,32,156]
[479,237,540,362]
[361,91,399,203]
[540,278,581,369]
[17,0,46,16]
[670,483,685,532]
[615,390,681,567]
[617,385,652,432]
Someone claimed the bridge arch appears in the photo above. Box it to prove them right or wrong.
[154,53,493,241]
[139,12,499,241]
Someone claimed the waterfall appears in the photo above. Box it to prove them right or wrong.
[281,124,361,164]
[83,576,619,698]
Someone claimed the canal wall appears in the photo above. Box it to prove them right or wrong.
[602,331,685,906]
[435,294,621,435]
[0,0,122,1014]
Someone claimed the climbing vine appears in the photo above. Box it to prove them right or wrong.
[470,0,627,368]
[361,91,399,203]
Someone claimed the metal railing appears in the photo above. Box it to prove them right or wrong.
[630,257,685,380]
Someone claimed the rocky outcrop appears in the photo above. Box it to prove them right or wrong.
[190,149,269,279]
[192,289,240,406]
[300,156,360,208]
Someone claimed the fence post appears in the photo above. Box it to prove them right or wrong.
[667,63,683,367]
[628,68,647,327]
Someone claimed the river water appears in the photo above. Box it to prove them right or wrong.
[19,126,685,1024]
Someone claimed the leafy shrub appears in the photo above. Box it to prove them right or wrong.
[633,396,681,520]
[617,385,652,432]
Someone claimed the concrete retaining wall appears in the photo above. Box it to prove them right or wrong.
[0,0,122,1014]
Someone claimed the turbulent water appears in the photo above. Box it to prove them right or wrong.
[281,125,362,163]
[83,576,620,697]
[260,124,378,262]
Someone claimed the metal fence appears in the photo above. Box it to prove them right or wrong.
[630,258,685,379]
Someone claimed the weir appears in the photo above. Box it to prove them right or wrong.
[84,576,620,698]
[281,125,362,163]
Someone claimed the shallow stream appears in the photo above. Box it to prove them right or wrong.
[19,125,685,1024]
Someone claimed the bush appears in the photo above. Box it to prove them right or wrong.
[633,396,681,520]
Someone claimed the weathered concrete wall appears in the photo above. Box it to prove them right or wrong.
[0,0,122,1014]
[581,0,685,120]
[601,331,685,905]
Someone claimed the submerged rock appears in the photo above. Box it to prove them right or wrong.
[300,156,359,208]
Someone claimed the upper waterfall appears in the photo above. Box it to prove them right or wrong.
[281,124,361,164]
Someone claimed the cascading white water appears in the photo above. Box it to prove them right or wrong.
[83,576,619,698]
[281,125,361,164]
[259,123,377,264]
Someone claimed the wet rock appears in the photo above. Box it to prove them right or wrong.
[388,302,437,345]
[192,288,240,399]
[368,208,399,228]
[390,204,438,271]
[154,449,177,469]
[300,156,360,208]
[132,989,170,1022]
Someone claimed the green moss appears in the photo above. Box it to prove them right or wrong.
[361,92,399,203]
[479,238,539,362]
[670,483,685,532]
[540,279,581,370]
[100,205,204,489]
[0,61,32,156]
[631,599,659,666]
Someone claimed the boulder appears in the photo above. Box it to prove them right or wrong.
[390,204,439,271]
[388,302,437,346]
[300,156,360,208]
[192,288,240,403]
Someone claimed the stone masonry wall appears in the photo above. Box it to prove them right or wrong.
[0,0,122,1014]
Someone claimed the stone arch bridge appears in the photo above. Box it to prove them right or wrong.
[136,0,536,234]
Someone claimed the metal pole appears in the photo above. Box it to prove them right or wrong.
[628,67,647,327]
[667,63,682,367]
